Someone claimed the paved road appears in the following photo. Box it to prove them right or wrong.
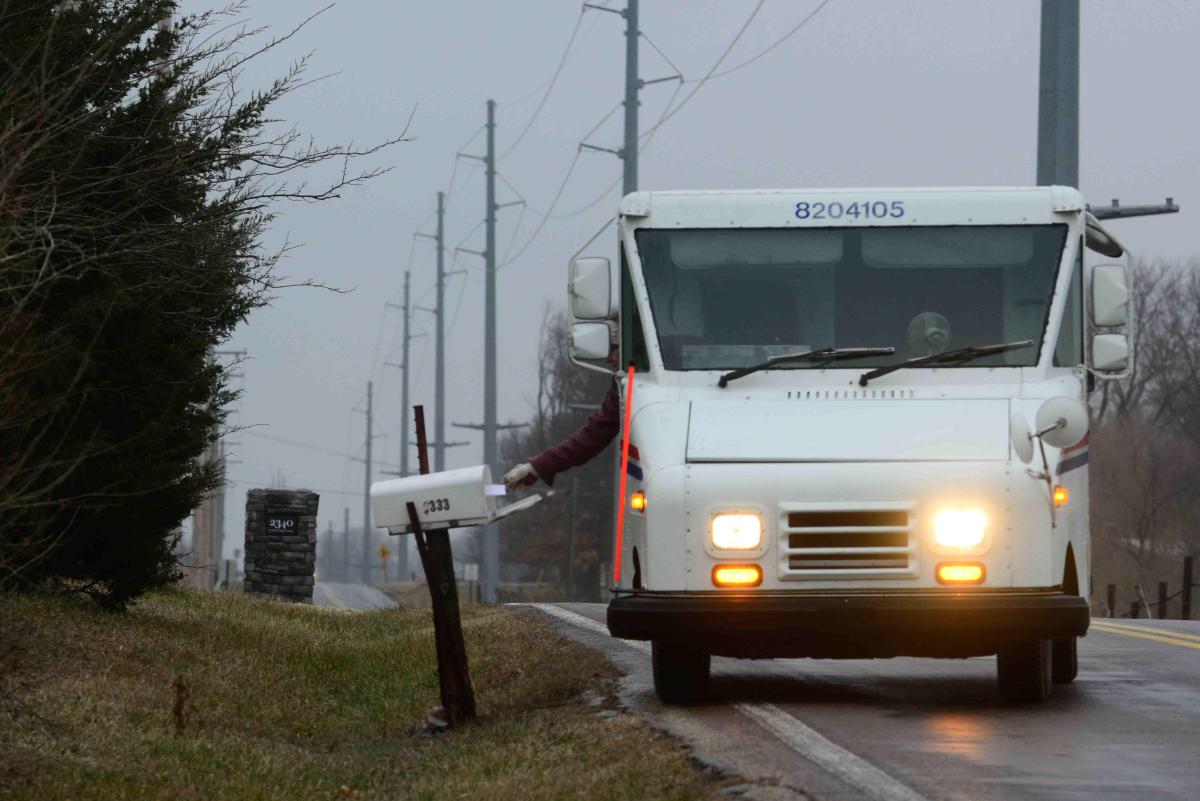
[314,581,397,610]
[532,603,1200,801]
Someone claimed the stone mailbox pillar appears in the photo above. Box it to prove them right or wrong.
[244,489,319,603]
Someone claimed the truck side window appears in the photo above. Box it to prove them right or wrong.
[621,244,650,371]
[1053,239,1084,367]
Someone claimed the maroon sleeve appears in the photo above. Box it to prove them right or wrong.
[529,382,620,486]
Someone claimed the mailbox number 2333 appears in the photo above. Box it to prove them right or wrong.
[422,498,451,514]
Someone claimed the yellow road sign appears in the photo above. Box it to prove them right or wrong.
[378,544,392,559]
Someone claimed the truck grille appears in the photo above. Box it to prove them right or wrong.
[779,504,916,579]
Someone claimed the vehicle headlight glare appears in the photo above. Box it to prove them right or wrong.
[710,513,763,550]
[933,507,987,549]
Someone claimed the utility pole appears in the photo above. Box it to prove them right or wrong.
[342,507,350,582]
[1036,0,1177,220]
[415,192,465,471]
[452,101,529,602]
[384,273,415,480]
[581,1,680,194]
[324,520,333,574]
[362,380,373,584]
[622,0,639,195]
[483,99,499,603]
[435,191,447,472]
[1036,0,1078,189]
[398,275,411,585]
[401,272,412,478]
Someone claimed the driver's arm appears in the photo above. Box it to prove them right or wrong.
[526,381,620,486]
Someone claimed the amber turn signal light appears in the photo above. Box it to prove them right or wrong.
[630,491,646,512]
[1053,485,1069,507]
[936,562,985,585]
[712,564,762,588]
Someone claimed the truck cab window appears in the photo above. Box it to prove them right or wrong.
[635,225,1067,372]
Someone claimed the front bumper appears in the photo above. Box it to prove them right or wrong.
[607,590,1089,658]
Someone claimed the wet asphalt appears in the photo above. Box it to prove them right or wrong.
[538,602,1200,801]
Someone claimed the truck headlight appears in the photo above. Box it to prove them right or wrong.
[710,513,763,550]
[932,507,987,549]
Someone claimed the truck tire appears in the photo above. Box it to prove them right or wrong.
[1051,636,1078,684]
[651,640,710,705]
[997,638,1053,702]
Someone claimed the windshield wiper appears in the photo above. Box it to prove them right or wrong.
[857,340,1034,387]
[718,347,896,388]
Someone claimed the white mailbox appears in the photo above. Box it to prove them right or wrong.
[370,464,541,535]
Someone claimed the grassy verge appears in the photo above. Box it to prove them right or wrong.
[1,589,720,800]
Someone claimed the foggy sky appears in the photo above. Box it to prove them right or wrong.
[173,0,1198,559]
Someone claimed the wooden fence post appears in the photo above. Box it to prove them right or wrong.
[407,404,476,725]
[1158,581,1169,620]
[1106,584,1117,619]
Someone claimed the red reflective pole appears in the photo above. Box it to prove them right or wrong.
[613,364,636,586]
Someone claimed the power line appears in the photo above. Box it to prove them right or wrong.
[240,429,401,470]
[494,0,789,272]
[227,477,366,499]
[446,126,484,205]
[639,29,685,79]
[490,103,621,270]
[638,0,768,138]
[692,0,834,83]
[499,5,588,160]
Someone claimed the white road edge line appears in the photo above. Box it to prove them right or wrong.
[529,602,648,653]
[529,603,929,801]
[734,702,928,801]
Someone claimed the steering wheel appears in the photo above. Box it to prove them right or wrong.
[906,312,951,357]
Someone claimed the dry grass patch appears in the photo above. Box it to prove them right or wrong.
[0,589,719,801]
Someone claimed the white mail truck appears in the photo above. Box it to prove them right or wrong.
[567,186,1131,703]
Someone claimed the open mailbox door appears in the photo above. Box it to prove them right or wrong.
[370,464,544,535]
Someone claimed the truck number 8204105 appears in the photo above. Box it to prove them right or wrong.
[795,200,905,220]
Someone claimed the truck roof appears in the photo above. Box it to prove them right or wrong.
[619,186,1086,228]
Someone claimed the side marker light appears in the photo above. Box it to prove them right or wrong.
[936,562,985,585]
[712,564,762,588]
[1053,485,1069,507]
[631,491,646,512]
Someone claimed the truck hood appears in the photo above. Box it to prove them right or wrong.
[685,399,1010,462]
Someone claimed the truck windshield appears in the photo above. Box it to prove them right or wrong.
[634,225,1068,370]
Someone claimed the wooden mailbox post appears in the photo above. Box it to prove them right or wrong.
[405,405,476,725]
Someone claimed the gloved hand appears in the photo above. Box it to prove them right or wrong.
[503,462,540,490]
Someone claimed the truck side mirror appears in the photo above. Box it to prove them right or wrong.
[1091,333,1129,372]
[569,257,611,320]
[1091,264,1128,327]
[570,321,611,362]
[1088,262,1134,380]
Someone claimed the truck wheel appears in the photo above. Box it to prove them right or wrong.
[997,639,1052,702]
[1051,636,1078,684]
[651,640,710,705]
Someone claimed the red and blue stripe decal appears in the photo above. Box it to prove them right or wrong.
[1056,434,1089,476]
[626,444,643,481]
